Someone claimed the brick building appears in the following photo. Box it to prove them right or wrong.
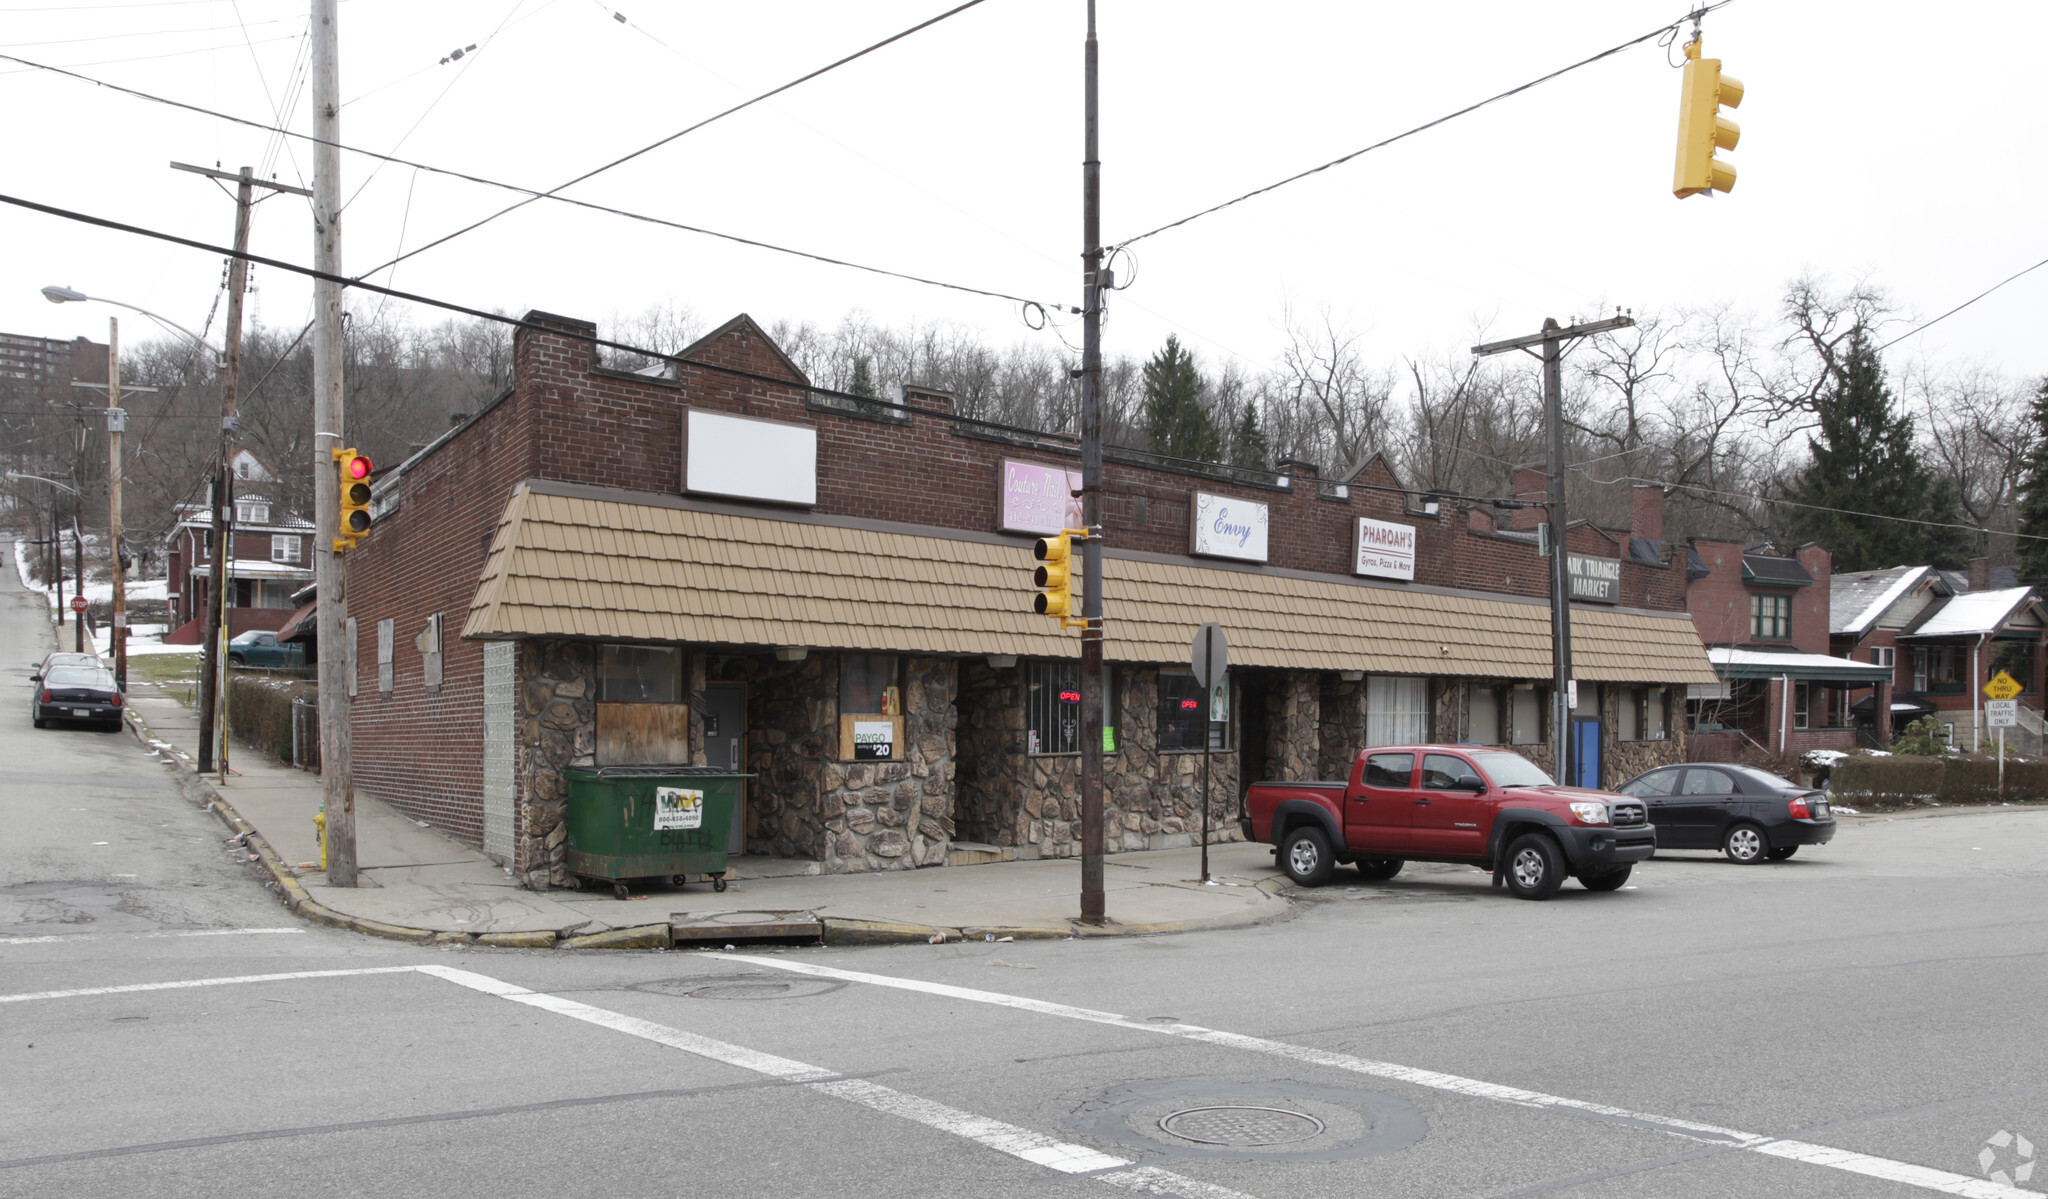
[1682,541,1892,759]
[342,310,1716,886]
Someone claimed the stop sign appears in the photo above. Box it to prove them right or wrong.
[70,596,87,612]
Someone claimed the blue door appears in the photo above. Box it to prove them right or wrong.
[1573,718,1602,789]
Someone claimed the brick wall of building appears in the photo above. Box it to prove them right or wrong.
[344,309,1699,858]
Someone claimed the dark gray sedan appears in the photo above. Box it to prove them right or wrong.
[31,664,124,731]
[1612,762,1835,863]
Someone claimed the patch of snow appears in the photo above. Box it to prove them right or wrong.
[1830,805,1862,815]
[1912,587,2034,637]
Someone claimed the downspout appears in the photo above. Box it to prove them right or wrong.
[1780,674,1791,754]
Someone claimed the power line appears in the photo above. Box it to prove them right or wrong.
[1604,471,2048,545]
[359,0,995,279]
[0,44,1060,314]
[1112,2,1734,252]
[1877,254,2048,353]
[1,190,1022,402]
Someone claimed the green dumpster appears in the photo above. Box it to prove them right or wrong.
[561,765,750,899]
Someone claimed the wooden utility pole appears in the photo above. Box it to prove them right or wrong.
[173,162,308,776]
[1076,0,1106,925]
[1473,314,1633,787]
[311,0,357,886]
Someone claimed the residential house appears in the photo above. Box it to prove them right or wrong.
[163,450,316,643]
[1684,539,1892,759]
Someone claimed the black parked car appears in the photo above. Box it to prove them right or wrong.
[30,651,97,682]
[31,664,124,731]
[1612,763,1835,863]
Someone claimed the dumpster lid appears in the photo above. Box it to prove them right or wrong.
[561,764,755,779]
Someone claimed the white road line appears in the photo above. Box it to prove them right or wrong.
[414,965,1253,1199]
[715,955,2045,1199]
[0,927,306,947]
[0,966,416,1004]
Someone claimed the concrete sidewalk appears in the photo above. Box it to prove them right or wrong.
[123,674,1292,948]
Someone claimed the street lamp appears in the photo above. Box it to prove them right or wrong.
[41,285,219,361]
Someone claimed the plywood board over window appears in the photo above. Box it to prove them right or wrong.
[597,702,691,765]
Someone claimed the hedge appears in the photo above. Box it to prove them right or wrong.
[1830,753,2048,807]
[227,674,318,767]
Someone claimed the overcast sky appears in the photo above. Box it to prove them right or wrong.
[4,0,2043,388]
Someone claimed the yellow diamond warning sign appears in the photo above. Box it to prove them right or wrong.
[1983,671,2024,701]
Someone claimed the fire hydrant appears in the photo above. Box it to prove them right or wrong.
[313,806,327,872]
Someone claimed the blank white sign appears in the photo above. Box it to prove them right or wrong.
[685,409,817,506]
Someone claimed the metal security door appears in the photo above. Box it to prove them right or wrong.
[481,641,516,864]
[703,682,747,853]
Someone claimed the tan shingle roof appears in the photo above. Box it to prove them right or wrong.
[463,484,1718,683]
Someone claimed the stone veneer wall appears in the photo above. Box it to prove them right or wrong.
[1600,685,1686,786]
[955,663,1242,857]
[711,653,958,873]
[514,639,597,889]
[1318,676,1367,782]
[1265,671,1320,783]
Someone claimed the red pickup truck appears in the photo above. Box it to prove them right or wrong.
[1240,745,1654,900]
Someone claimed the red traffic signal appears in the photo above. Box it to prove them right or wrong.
[344,453,373,480]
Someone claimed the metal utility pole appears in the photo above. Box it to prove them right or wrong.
[1076,0,1106,925]
[173,161,308,776]
[1472,314,1632,786]
[311,0,357,886]
[107,319,126,689]
[72,509,84,653]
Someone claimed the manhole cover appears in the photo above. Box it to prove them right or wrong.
[1159,1106,1325,1147]
[688,982,792,999]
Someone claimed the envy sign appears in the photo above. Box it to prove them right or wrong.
[1190,492,1269,562]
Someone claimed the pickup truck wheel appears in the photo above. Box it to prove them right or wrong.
[1503,832,1565,900]
[1281,826,1337,887]
[1576,864,1632,892]
[228,654,246,666]
[1723,823,1768,864]
[1353,857,1402,882]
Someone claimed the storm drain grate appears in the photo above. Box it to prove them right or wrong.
[1159,1106,1325,1147]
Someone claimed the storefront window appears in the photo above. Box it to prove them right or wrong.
[1645,688,1668,739]
[1365,675,1428,746]
[1467,683,1501,744]
[840,654,899,714]
[1027,661,1117,755]
[1157,671,1225,752]
[597,644,681,703]
[1618,688,1641,740]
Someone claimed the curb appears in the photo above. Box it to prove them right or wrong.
[128,703,1296,950]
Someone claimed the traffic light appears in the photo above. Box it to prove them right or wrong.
[334,447,373,550]
[1672,36,1743,198]
[1033,532,1075,620]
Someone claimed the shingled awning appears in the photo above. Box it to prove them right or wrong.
[463,481,1719,684]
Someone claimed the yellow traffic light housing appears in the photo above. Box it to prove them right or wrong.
[1673,37,1743,198]
[333,446,374,551]
[1032,529,1090,629]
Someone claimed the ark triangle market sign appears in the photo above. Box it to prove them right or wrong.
[1566,553,1622,603]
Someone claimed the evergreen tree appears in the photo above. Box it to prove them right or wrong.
[1231,400,1270,472]
[2014,379,2048,584]
[848,355,877,399]
[1780,328,1958,571]
[1142,335,1222,462]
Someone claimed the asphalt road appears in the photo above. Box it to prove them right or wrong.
[5,568,2048,1199]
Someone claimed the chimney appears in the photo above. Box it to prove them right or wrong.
[1512,465,1547,530]
[900,384,952,415]
[449,411,470,427]
[1630,484,1666,542]
[1969,556,1990,591]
